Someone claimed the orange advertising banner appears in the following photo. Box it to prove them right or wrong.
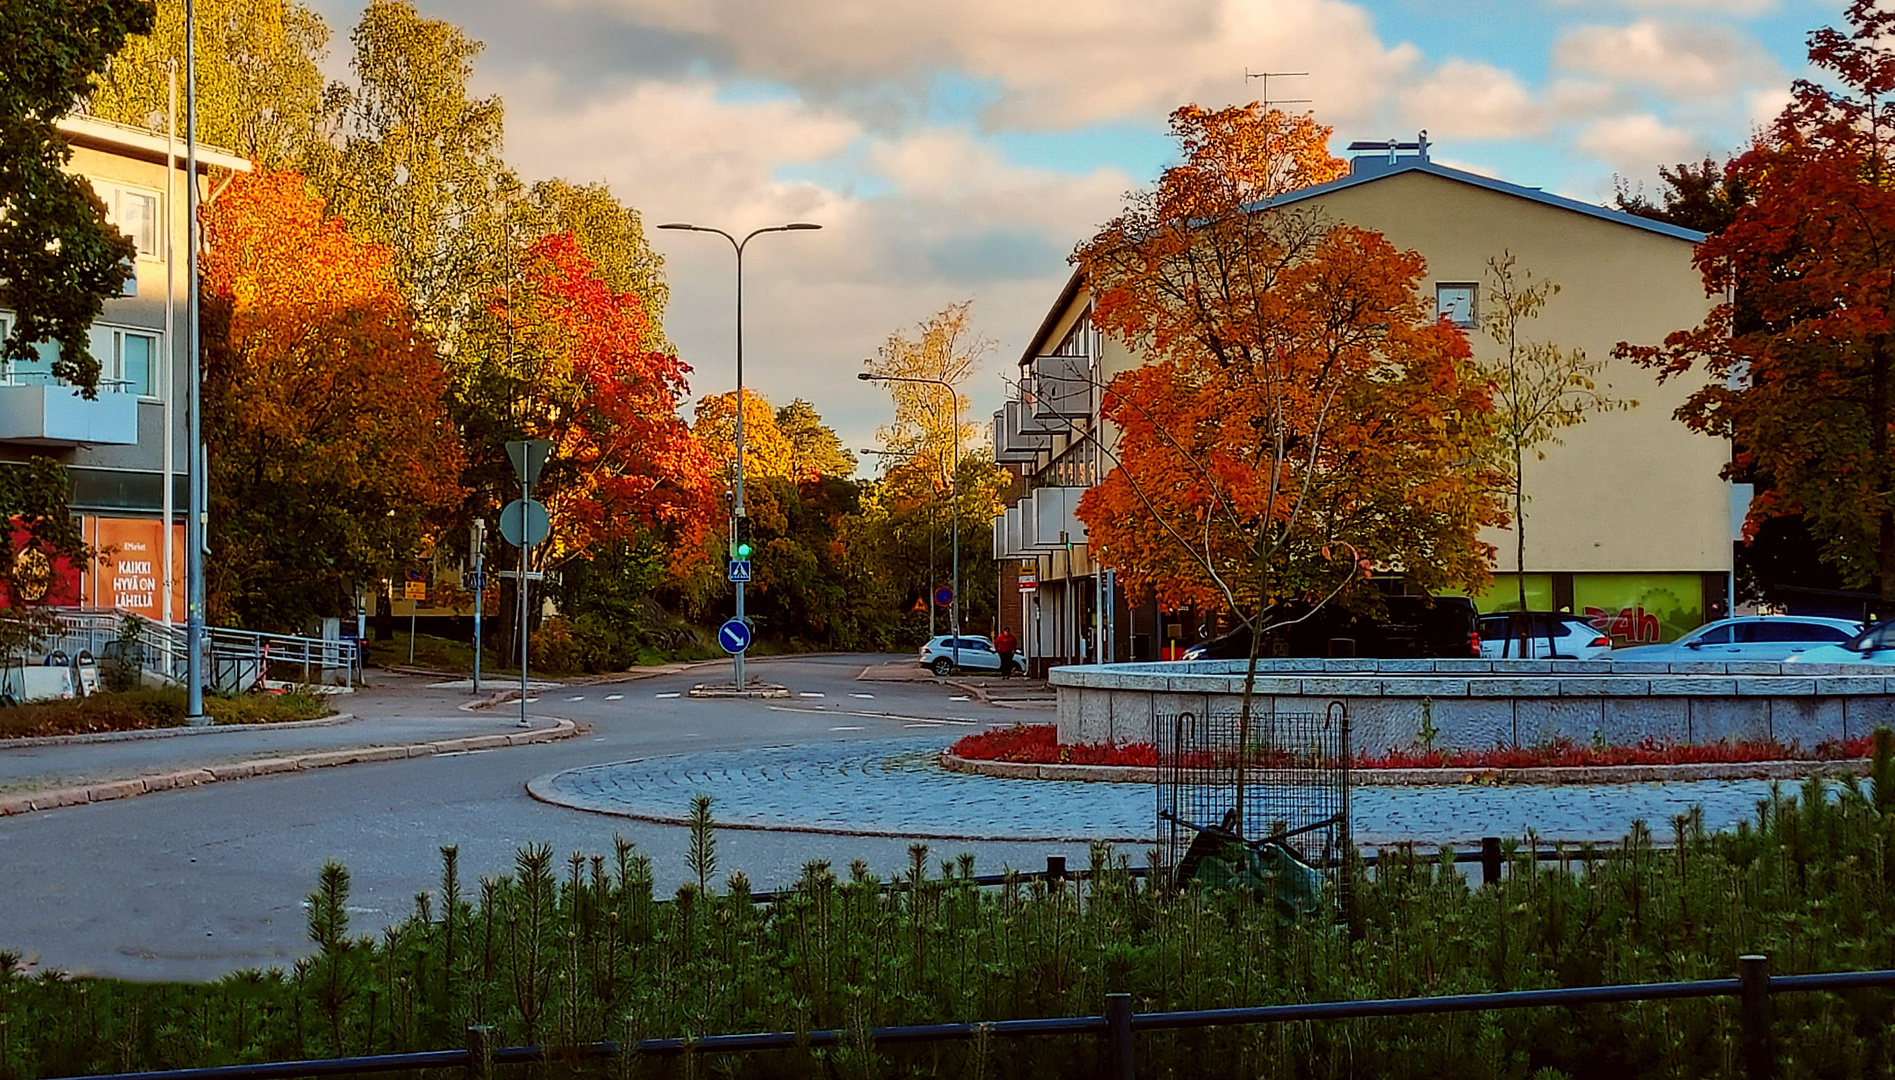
[88,516,185,620]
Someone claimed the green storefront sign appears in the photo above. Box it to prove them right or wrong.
[1455,573,1706,645]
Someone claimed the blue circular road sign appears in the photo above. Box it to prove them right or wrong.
[934,586,954,608]
[717,618,753,654]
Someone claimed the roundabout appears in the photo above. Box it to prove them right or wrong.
[528,735,1818,847]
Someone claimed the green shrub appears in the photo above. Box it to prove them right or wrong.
[6,777,1895,1077]
[0,686,329,739]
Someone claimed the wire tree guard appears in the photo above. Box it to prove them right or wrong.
[1156,701,1352,897]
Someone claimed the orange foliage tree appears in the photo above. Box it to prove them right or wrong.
[200,170,464,630]
[504,233,716,579]
[1618,1,1895,612]
[1074,105,1506,661]
[692,390,799,484]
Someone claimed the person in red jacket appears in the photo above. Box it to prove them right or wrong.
[995,627,1019,678]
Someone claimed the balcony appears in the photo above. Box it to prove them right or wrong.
[0,384,139,446]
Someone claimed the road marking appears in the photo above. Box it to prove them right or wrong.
[655,692,681,699]
[829,725,865,731]
[850,693,875,699]
[799,691,825,697]
[606,694,623,701]
[566,696,586,702]
[767,705,980,726]
[948,696,969,701]
[522,697,540,703]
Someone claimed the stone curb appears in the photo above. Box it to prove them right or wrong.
[0,713,356,750]
[937,751,1876,787]
[0,718,578,817]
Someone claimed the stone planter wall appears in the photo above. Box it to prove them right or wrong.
[1049,659,1895,752]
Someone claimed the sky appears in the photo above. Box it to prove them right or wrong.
[300,0,1841,466]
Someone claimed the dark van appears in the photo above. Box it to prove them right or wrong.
[1179,595,1480,660]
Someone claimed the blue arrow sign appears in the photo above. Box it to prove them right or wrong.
[717,618,752,654]
[727,559,752,583]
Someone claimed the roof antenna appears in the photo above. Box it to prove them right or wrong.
[1244,70,1310,110]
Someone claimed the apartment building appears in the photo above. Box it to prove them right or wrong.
[993,137,1732,669]
[1,114,249,622]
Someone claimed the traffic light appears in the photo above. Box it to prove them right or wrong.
[733,514,753,560]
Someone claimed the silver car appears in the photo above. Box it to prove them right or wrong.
[918,635,1001,676]
[1478,612,1613,660]
[1788,620,1895,665]
[1610,616,1863,663]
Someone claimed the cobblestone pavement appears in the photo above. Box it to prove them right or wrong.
[532,737,1796,846]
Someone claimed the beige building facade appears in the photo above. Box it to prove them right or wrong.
[993,139,1732,668]
[0,114,249,623]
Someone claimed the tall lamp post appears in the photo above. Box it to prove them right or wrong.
[184,0,207,723]
[658,221,820,689]
[859,372,961,671]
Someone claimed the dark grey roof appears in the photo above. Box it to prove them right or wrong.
[1249,158,1707,244]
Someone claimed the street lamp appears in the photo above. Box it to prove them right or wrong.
[659,221,820,690]
[859,371,962,672]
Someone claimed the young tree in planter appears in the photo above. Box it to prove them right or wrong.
[1480,253,1632,617]
[1074,103,1507,742]
[1617,0,1895,614]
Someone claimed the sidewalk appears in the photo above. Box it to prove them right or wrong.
[0,672,573,803]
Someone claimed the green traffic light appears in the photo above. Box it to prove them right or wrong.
[736,543,753,559]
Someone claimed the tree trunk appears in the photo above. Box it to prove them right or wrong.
[1515,445,1528,615]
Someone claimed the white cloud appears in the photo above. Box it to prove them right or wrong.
[553,0,1420,131]
[1400,61,1545,140]
[1555,19,1777,99]
[1576,113,1702,174]
[496,72,1132,453]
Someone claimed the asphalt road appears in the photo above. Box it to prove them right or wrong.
[0,653,1071,982]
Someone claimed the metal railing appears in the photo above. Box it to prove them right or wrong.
[43,609,360,691]
[52,955,1891,1080]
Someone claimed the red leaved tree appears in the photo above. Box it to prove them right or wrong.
[1618,0,1895,612]
[503,233,715,580]
[1074,104,1506,719]
[200,171,464,631]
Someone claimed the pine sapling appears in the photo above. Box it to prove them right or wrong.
[687,795,718,895]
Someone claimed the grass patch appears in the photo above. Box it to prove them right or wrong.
[0,686,331,740]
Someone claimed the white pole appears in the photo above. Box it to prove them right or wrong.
[183,0,207,722]
[162,63,175,630]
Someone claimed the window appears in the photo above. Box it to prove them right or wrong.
[93,181,160,258]
[1739,621,1853,643]
[0,313,159,394]
[1436,282,1477,328]
[1690,624,1733,645]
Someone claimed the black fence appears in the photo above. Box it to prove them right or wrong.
[53,955,1894,1080]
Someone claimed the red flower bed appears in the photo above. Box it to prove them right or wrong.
[950,725,1876,770]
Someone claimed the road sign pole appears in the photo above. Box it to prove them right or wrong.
[519,469,530,729]
[471,519,484,696]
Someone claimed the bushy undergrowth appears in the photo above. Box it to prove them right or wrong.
[0,687,329,739]
[952,725,1878,771]
[11,744,1895,1078]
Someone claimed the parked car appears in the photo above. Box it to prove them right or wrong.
[1180,595,1480,661]
[1787,620,1895,665]
[1478,611,1613,660]
[918,634,1001,675]
[1609,616,1864,663]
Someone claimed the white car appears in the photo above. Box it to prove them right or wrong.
[918,635,1001,676]
[1610,616,1864,663]
[1478,612,1613,660]
[1788,621,1895,665]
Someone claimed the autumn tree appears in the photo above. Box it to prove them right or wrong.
[87,0,334,170]
[692,391,798,486]
[199,171,464,630]
[1618,0,1895,611]
[502,233,714,581]
[2,0,152,394]
[1074,103,1505,710]
[777,399,857,481]
[1480,253,1632,613]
